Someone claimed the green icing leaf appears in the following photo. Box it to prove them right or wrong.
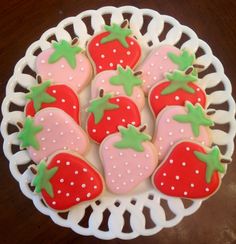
[25,80,56,112]
[109,66,142,96]
[17,118,43,150]
[173,102,214,137]
[114,125,151,152]
[101,23,132,48]
[161,70,198,95]
[87,94,119,124]
[48,40,82,69]
[194,146,225,183]
[32,161,58,198]
[168,50,195,71]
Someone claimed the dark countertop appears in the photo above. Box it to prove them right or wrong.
[0,0,235,243]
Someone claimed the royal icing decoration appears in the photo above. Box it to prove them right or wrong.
[31,152,104,211]
[25,78,80,124]
[138,45,197,94]
[148,70,207,117]
[87,20,141,73]
[87,92,141,143]
[152,141,225,199]
[18,107,89,163]
[36,39,92,93]
[100,125,157,194]
[153,102,213,160]
[91,65,145,109]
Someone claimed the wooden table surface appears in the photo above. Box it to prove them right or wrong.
[0,0,235,243]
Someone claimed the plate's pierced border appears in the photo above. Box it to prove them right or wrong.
[1,6,235,240]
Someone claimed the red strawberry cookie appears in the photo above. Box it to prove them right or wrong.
[148,70,207,118]
[86,90,141,144]
[17,108,89,163]
[100,125,157,194]
[25,76,80,124]
[152,141,226,199]
[30,151,104,211]
[36,38,92,93]
[87,20,141,74]
[91,65,145,110]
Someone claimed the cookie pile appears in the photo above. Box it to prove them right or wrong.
[17,20,226,211]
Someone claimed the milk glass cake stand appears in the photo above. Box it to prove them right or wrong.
[1,6,236,240]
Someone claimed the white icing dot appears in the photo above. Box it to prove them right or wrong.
[182,162,186,166]
[145,166,149,170]
[153,76,157,81]
[155,95,159,100]
[127,106,131,110]
[47,128,51,132]
[169,159,174,164]
[101,79,105,83]
[190,183,195,188]
[168,132,173,136]
[70,182,74,186]
[175,175,180,180]
[166,118,170,123]
[120,59,124,63]
[52,201,56,205]
[49,112,53,117]
[186,147,190,151]
[146,154,150,158]
[76,136,80,140]
[69,76,73,80]
[163,172,167,176]
[42,147,46,151]
[159,137,163,141]
[130,179,134,182]
[66,193,70,197]
[60,178,64,183]
[60,132,64,136]
[81,184,86,188]
[99,65,102,69]
[133,154,137,157]
[92,129,96,133]
[75,171,79,174]
[52,139,56,143]
[70,130,74,133]
[113,165,116,169]
[94,185,98,189]
[205,187,210,192]
[131,121,136,125]
[147,71,151,75]
[127,169,131,174]
[180,128,184,133]
[101,54,105,58]
[56,160,61,164]
[108,172,111,176]
[57,190,61,194]
[175,96,180,101]
[137,94,141,98]
[65,120,69,124]
[40,117,44,121]
[96,42,99,46]
[118,174,122,178]
[202,141,205,145]
[139,172,143,176]
[170,141,174,146]
[171,186,175,190]
[116,98,120,102]
[71,142,74,145]
[107,116,111,121]
[123,182,127,185]
[125,162,128,166]
[48,72,52,76]
[66,161,70,166]
[137,164,141,168]
[111,179,115,183]
[164,56,167,60]
[184,191,188,196]
[61,64,65,68]
[87,193,91,198]
[64,146,68,150]
[79,59,83,63]
[109,155,113,159]
[61,99,66,103]
[127,51,131,55]
[109,62,114,67]
[190,137,194,140]
[150,63,154,67]
[80,67,84,71]
[119,152,123,156]
[116,186,120,190]
[197,98,201,102]
[55,122,59,125]
[130,41,134,45]
[113,49,117,53]
[159,146,163,150]
[159,66,163,70]
[105,146,109,150]
[195,170,199,174]
[76,197,80,202]
[155,52,159,56]
[41,60,45,63]
[160,182,164,186]
[83,168,88,172]
[196,88,200,91]
[106,130,110,135]
[90,177,94,181]
[122,118,126,122]
[116,91,120,95]
[41,137,45,141]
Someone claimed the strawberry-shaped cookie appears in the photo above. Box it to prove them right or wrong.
[17,108,89,163]
[100,125,157,194]
[30,152,104,211]
[87,20,141,74]
[139,46,202,94]
[152,141,226,199]
[36,38,92,93]
[148,70,207,117]
[153,102,213,160]
[91,65,145,110]
[86,90,141,144]
[25,76,80,124]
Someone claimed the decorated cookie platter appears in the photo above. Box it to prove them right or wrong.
[1,6,236,240]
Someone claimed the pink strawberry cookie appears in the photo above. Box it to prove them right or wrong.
[17,107,89,163]
[36,38,92,93]
[100,125,158,194]
[91,65,145,110]
[153,102,213,161]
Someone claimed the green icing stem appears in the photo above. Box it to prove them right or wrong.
[167,49,196,71]
[32,161,58,198]
[194,146,225,183]
[173,102,214,137]
[161,70,198,95]
[25,80,56,112]
[17,117,43,150]
[114,125,151,152]
[48,40,82,69]
[109,66,142,96]
[101,23,132,48]
[87,93,119,124]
